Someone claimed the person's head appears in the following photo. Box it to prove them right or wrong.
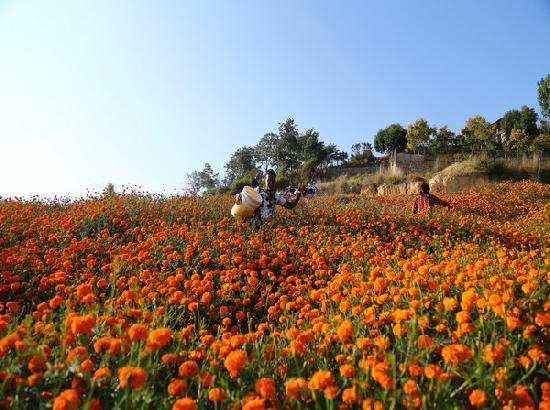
[265,169,276,190]
[420,182,430,195]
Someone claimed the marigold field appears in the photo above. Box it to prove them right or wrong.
[0,181,549,410]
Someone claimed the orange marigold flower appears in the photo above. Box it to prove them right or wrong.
[208,387,227,402]
[242,398,265,410]
[441,344,473,367]
[167,378,188,396]
[146,328,172,351]
[424,364,441,379]
[255,377,276,400]
[70,314,96,335]
[49,295,64,309]
[53,389,80,410]
[67,346,88,364]
[128,323,149,341]
[417,334,433,349]
[339,364,355,378]
[28,355,47,373]
[468,389,487,407]
[92,367,111,384]
[308,370,334,390]
[224,350,247,378]
[342,387,362,403]
[172,397,197,410]
[285,378,308,400]
[118,366,147,389]
[337,320,354,341]
[178,360,199,378]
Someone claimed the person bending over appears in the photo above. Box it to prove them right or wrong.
[412,182,450,214]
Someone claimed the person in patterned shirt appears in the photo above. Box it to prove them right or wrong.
[235,169,301,221]
[412,182,450,214]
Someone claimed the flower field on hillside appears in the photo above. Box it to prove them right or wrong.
[0,181,548,409]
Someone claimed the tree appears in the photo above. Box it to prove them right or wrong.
[505,128,530,152]
[350,142,374,161]
[186,163,219,195]
[255,133,279,172]
[501,106,538,140]
[224,146,257,184]
[199,163,219,191]
[462,115,497,152]
[186,171,202,196]
[428,125,459,155]
[538,74,550,120]
[406,118,435,153]
[373,123,407,154]
[273,118,301,179]
[530,133,550,154]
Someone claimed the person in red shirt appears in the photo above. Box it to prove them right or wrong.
[412,182,450,214]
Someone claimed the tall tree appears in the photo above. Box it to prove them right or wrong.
[224,147,257,184]
[505,128,530,152]
[428,125,458,155]
[501,106,538,139]
[406,118,435,153]
[186,163,219,195]
[462,115,497,152]
[274,118,301,178]
[255,132,279,172]
[538,74,550,120]
[373,123,407,154]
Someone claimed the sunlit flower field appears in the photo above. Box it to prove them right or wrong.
[0,181,548,409]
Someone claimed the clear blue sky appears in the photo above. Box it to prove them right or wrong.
[1,1,549,198]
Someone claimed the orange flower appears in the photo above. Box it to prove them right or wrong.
[342,387,362,403]
[224,350,247,378]
[285,378,308,400]
[468,389,486,407]
[178,360,199,378]
[167,378,188,396]
[70,314,95,335]
[146,328,172,351]
[53,389,80,410]
[128,324,149,341]
[308,370,334,390]
[118,366,147,389]
[441,344,473,367]
[242,398,265,410]
[424,364,441,379]
[92,367,111,385]
[208,387,227,402]
[255,377,276,400]
[172,397,197,410]
[339,364,355,378]
[337,320,354,341]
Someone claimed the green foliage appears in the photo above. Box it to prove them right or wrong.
[428,125,460,155]
[530,134,550,154]
[373,123,407,154]
[350,142,374,162]
[505,128,530,151]
[273,118,302,179]
[538,73,550,119]
[406,118,435,152]
[186,162,220,195]
[462,115,497,152]
[224,146,257,185]
[229,170,258,194]
[501,106,538,139]
[255,133,279,172]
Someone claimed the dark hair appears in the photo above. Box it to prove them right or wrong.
[266,169,276,176]
[420,182,430,195]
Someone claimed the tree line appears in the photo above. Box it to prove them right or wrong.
[187,74,550,194]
